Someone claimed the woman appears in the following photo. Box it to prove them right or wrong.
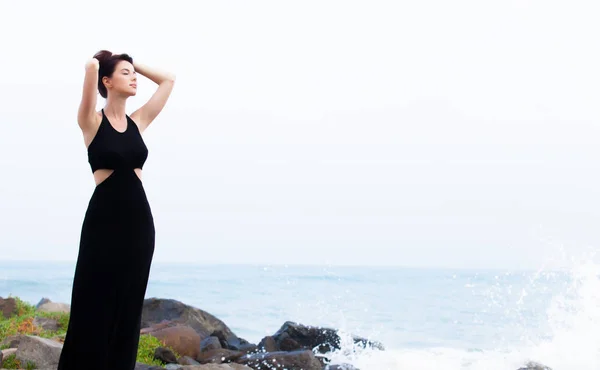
[57,50,175,370]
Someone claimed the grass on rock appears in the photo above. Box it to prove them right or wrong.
[0,294,179,368]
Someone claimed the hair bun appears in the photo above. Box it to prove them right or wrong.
[93,50,113,63]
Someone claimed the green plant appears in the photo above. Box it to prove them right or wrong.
[1,353,37,369]
[137,334,181,367]
[0,296,70,341]
[1,296,180,368]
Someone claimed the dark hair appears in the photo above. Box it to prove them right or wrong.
[93,50,134,98]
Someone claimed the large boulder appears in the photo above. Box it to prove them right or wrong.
[141,299,255,354]
[142,323,202,359]
[141,299,238,341]
[14,335,63,369]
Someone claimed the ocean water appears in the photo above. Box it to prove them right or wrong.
[1,260,599,369]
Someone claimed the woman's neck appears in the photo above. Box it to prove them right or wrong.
[104,95,127,118]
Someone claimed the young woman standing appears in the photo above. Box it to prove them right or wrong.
[58,50,175,370]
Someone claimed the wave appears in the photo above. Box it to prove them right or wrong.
[322,260,600,370]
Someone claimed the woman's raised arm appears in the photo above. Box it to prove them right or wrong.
[77,58,100,130]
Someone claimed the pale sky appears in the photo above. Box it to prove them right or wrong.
[0,0,599,269]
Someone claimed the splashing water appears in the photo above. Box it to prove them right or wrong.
[321,261,600,370]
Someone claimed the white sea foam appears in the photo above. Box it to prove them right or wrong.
[322,261,600,370]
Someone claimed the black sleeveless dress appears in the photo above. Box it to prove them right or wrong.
[58,110,155,370]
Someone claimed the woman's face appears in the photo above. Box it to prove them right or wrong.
[103,60,137,97]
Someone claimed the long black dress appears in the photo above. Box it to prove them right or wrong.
[58,110,155,370]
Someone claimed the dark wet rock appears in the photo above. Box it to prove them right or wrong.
[237,350,323,370]
[210,330,229,348]
[279,334,301,351]
[178,355,202,365]
[155,346,178,363]
[197,348,244,364]
[517,361,552,370]
[270,321,384,354]
[0,297,18,319]
[201,336,223,352]
[227,338,256,353]
[315,355,329,367]
[257,336,278,352]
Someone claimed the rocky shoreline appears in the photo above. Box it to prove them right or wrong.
[1,296,552,370]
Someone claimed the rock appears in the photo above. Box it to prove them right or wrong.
[35,298,70,314]
[141,319,180,334]
[237,350,323,370]
[210,330,229,348]
[272,321,384,354]
[201,336,223,352]
[155,346,178,364]
[135,363,166,370]
[32,316,60,332]
[326,364,360,370]
[143,325,202,359]
[175,364,253,369]
[257,336,278,352]
[1,348,17,358]
[51,333,66,343]
[197,349,244,364]
[179,355,202,365]
[14,335,63,369]
[316,355,329,367]
[0,334,23,348]
[228,342,256,353]
[517,362,552,370]
[0,349,17,369]
[142,298,239,342]
[279,333,301,351]
[0,297,18,319]
[35,297,51,308]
